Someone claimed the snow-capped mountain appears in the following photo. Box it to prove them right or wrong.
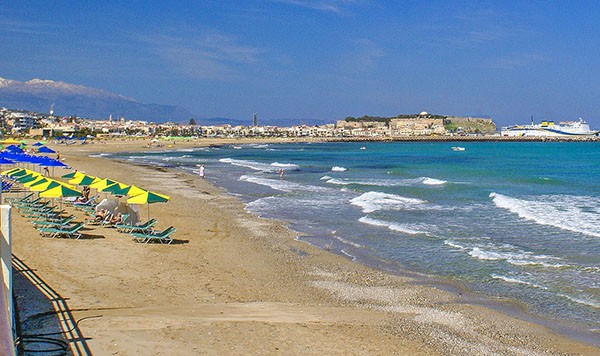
[0,76,193,122]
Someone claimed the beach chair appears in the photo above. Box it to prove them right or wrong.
[103,213,128,228]
[131,226,176,244]
[22,206,57,218]
[115,218,156,233]
[73,195,98,208]
[37,222,84,239]
[85,211,112,226]
[32,215,76,228]
[13,196,41,208]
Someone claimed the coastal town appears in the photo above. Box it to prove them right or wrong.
[1,106,598,141]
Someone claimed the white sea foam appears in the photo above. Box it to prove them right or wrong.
[340,249,357,261]
[490,192,600,238]
[248,144,270,149]
[443,240,467,250]
[466,244,566,268]
[240,175,295,192]
[331,166,347,172]
[272,162,300,170]
[320,175,332,181]
[358,216,426,235]
[247,195,340,213]
[350,191,426,213]
[421,177,447,185]
[326,176,447,187]
[220,158,299,172]
[490,274,549,290]
[557,293,600,309]
[333,235,363,248]
[240,174,329,193]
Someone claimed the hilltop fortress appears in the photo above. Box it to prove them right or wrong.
[336,112,496,137]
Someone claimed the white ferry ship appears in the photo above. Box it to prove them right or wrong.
[501,118,599,137]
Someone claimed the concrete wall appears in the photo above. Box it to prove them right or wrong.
[0,205,15,355]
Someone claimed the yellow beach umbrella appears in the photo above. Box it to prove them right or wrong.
[40,184,82,210]
[30,179,74,192]
[6,168,33,177]
[61,171,85,180]
[40,185,82,198]
[127,191,170,220]
[1,167,22,176]
[89,178,118,191]
[23,176,47,187]
[68,174,98,186]
[0,138,23,145]
[112,185,147,197]
[100,182,128,193]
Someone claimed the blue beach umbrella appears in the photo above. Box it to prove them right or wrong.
[38,146,56,154]
[0,157,15,165]
[5,145,23,153]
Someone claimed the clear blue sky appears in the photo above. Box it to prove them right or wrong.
[2,1,600,127]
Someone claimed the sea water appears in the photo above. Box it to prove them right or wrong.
[110,141,600,337]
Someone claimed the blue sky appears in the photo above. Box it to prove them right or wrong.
[2,1,600,127]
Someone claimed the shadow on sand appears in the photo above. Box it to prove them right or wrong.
[12,254,94,356]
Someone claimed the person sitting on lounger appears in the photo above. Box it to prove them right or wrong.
[95,209,108,222]
[109,212,123,225]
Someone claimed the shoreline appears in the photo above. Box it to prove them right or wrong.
[11,139,600,355]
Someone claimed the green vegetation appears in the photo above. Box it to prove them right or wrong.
[443,119,496,134]
[345,113,446,123]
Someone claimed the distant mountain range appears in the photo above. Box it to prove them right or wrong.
[0,76,193,122]
[0,76,332,126]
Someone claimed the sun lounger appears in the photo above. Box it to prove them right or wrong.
[37,222,84,239]
[115,218,157,233]
[6,192,34,204]
[73,195,98,208]
[130,226,176,244]
[13,196,41,208]
[32,215,76,228]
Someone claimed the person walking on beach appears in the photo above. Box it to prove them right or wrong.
[198,165,205,179]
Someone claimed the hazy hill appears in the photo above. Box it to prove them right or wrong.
[0,76,193,122]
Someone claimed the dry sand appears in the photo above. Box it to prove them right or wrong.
[9,139,599,355]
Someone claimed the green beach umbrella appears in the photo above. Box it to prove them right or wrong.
[90,178,118,191]
[68,174,97,186]
[7,169,30,178]
[30,179,75,192]
[40,185,82,198]
[101,182,129,194]
[112,185,147,197]
[61,171,83,179]
[127,191,170,220]
[40,184,82,211]
[23,176,47,187]
[16,173,40,184]
[1,167,21,176]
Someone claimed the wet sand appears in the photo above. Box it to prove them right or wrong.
[9,139,599,355]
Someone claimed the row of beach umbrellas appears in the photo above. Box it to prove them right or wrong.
[2,167,170,220]
[62,171,170,219]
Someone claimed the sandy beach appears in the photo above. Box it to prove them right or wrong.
[8,139,599,355]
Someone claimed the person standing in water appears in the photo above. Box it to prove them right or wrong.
[279,168,284,179]
[198,165,205,179]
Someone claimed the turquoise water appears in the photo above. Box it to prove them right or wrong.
[110,141,600,336]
